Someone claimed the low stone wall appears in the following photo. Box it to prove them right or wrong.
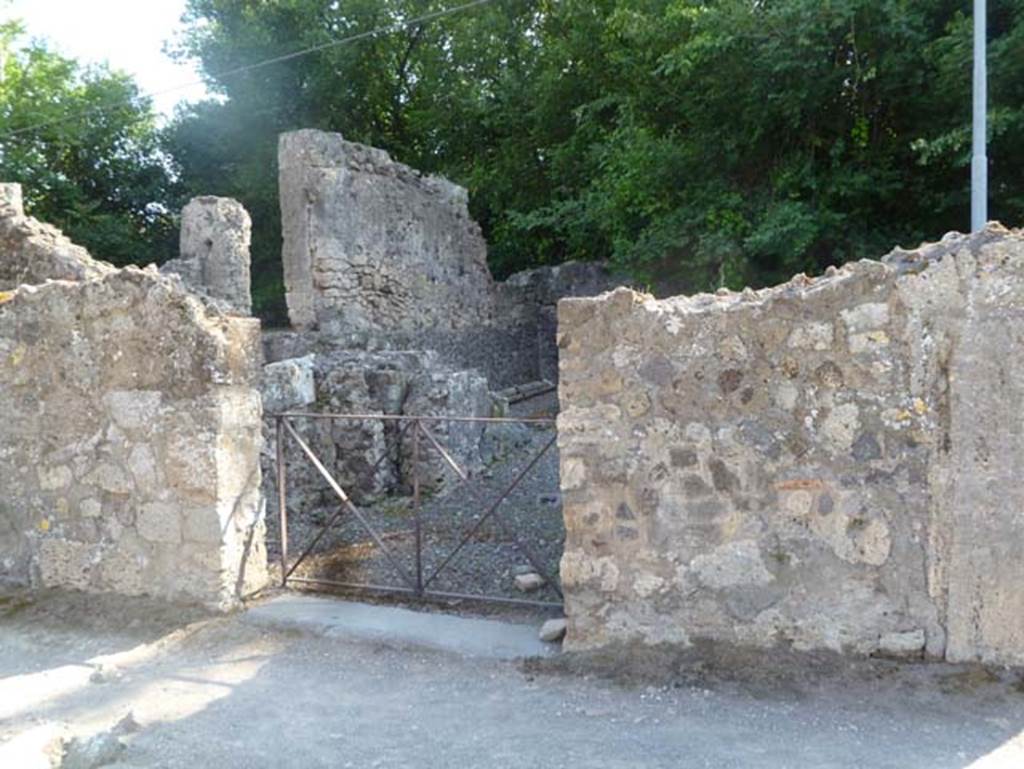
[557,223,1024,666]
[0,188,267,609]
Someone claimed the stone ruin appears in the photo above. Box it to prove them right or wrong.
[0,129,615,610]
[0,184,266,609]
[6,122,1023,674]
[161,196,253,315]
[279,130,494,338]
[557,223,1024,666]
[272,129,614,388]
[0,184,115,287]
[264,129,617,514]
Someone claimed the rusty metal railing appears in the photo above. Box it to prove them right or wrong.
[272,412,562,609]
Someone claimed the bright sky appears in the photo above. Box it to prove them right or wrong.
[4,0,209,116]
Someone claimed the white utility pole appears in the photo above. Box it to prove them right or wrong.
[971,0,988,231]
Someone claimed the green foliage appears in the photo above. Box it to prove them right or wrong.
[8,1,1022,315]
[516,0,1024,290]
[0,21,177,266]
[167,0,1024,314]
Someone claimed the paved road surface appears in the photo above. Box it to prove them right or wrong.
[1,590,1022,768]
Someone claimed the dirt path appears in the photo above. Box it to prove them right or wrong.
[2,590,1023,768]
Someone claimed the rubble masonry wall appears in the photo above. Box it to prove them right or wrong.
[0,184,267,608]
[161,195,253,316]
[557,224,1024,666]
[279,129,495,336]
[276,130,617,389]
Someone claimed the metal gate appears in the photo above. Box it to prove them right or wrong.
[272,412,563,609]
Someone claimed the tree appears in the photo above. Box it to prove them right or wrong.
[0,20,177,266]
[165,0,549,320]
[508,0,1024,289]
[168,0,1024,318]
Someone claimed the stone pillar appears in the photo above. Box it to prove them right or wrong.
[163,196,253,315]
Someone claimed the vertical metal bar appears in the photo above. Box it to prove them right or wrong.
[972,0,988,231]
[276,416,289,587]
[413,419,423,596]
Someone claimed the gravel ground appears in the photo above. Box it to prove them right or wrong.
[3,589,1024,769]
[267,391,565,607]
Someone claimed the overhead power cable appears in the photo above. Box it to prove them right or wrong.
[0,0,502,142]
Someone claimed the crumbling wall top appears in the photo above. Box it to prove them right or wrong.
[0,182,116,290]
[557,221,1024,667]
[565,223,1022,320]
[279,129,469,209]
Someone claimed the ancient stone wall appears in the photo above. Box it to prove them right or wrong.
[557,223,1024,666]
[161,196,253,315]
[276,130,619,389]
[385,260,620,388]
[279,130,495,335]
[0,190,267,608]
[261,349,495,521]
[498,261,618,383]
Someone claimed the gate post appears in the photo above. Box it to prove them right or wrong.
[276,416,289,587]
[413,419,423,596]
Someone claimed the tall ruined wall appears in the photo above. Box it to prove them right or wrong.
[279,130,495,335]
[557,223,1024,666]
[276,130,620,389]
[0,188,267,608]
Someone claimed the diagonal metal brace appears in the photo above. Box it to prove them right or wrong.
[422,432,561,597]
[282,418,417,591]
[418,421,469,481]
[282,420,412,581]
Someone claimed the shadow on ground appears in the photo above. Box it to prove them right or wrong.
[2,588,1023,769]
